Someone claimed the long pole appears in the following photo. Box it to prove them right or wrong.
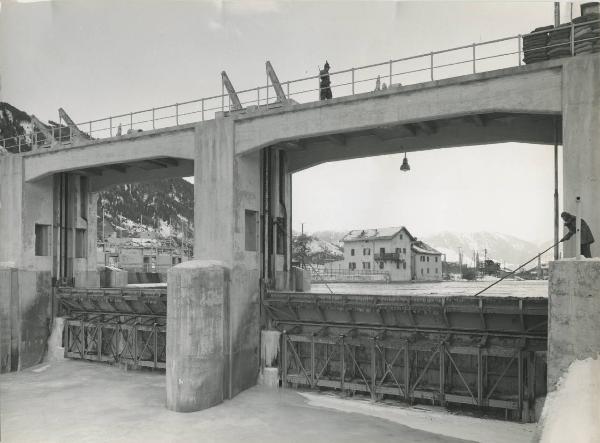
[554,117,559,260]
[473,240,562,296]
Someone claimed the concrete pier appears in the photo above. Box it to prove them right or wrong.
[547,259,600,390]
[166,260,230,412]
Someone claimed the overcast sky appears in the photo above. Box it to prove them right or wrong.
[0,0,571,242]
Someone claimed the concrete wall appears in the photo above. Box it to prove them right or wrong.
[0,157,53,371]
[0,154,99,371]
[194,117,261,397]
[561,55,600,258]
[547,260,600,390]
[0,156,24,265]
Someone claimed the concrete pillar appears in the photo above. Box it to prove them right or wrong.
[562,55,600,258]
[547,260,600,390]
[166,260,230,412]
[194,116,261,398]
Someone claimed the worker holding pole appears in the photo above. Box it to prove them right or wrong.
[561,211,595,258]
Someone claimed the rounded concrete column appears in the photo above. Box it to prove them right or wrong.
[166,260,230,412]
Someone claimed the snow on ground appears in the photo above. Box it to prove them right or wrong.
[1,360,484,443]
[537,356,600,443]
[300,391,535,443]
[311,280,548,298]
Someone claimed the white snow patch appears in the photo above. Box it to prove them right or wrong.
[538,356,600,443]
[299,392,535,443]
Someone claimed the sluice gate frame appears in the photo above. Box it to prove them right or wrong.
[57,287,167,369]
[264,291,548,421]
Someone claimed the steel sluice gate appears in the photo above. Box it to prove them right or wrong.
[263,291,548,421]
[57,287,167,369]
[57,287,547,420]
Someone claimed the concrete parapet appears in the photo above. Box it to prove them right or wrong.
[166,260,230,412]
[548,259,600,390]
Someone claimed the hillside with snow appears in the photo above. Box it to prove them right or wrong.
[97,179,194,249]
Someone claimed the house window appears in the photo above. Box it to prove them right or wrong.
[395,248,400,254]
[35,224,50,256]
[403,262,406,269]
[351,249,355,256]
[427,256,430,262]
[363,262,371,270]
[435,257,438,262]
[403,248,406,254]
[380,248,385,255]
[172,257,182,265]
[427,268,430,274]
[396,261,400,269]
[363,248,371,255]
[379,262,384,270]
[421,269,424,275]
[75,229,87,258]
[244,210,258,252]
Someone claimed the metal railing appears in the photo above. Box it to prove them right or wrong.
[1,18,598,153]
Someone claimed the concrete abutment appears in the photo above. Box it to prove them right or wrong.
[166,261,230,412]
[547,260,600,390]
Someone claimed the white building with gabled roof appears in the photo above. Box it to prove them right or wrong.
[341,226,442,282]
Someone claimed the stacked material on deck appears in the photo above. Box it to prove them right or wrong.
[523,25,553,64]
[572,13,600,55]
[547,24,573,59]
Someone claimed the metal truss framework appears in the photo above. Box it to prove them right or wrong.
[264,291,548,421]
[58,287,167,369]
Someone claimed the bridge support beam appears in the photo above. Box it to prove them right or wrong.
[562,55,600,258]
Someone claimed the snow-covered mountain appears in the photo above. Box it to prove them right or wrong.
[422,231,553,268]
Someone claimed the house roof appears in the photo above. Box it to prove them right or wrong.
[342,226,415,242]
[411,240,441,255]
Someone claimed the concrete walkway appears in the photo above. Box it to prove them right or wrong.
[0,360,532,442]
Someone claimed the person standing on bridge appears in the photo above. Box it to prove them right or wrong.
[319,61,332,100]
[561,211,595,258]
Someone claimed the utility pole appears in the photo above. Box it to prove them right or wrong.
[484,248,487,276]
